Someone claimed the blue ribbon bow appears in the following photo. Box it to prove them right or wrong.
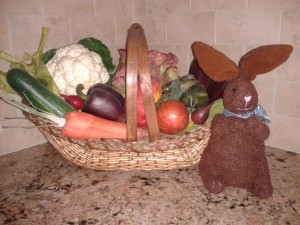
[223,105,271,124]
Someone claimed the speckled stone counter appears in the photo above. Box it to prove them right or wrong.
[0,143,299,225]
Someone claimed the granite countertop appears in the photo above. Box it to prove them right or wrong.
[0,143,299,225]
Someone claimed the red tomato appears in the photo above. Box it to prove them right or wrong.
[156,100,189,135]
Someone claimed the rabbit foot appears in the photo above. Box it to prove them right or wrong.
[251,183,273,199]
[204,178,225,194]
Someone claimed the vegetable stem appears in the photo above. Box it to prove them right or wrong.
[0,96,66,127]
[76,84,88,100]
[0,51,28,69]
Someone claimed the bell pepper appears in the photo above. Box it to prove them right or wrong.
[76,83,126,122]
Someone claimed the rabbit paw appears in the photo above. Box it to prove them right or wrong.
[251,182,273,199]
[204,178,225,194]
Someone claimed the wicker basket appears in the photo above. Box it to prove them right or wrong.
[23,24,211,171]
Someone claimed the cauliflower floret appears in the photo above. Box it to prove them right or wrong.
[46,44,110,95]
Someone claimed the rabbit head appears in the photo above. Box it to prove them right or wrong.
[223,76,258,114]
[192,42,293,114]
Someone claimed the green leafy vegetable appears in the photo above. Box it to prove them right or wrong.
[78,37,116,74]
[0,27,60,95]
[42,48,57,64]
[157,79,183,105]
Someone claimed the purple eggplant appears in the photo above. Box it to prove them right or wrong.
[189,59,227,103]
[77,83,126,122]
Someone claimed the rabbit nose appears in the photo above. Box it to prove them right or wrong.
[244,96,252,107]
[244,96,252,103]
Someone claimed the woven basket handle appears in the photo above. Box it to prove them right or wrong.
[125,23,160,142]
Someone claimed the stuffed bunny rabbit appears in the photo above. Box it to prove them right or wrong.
[193,42,293,199]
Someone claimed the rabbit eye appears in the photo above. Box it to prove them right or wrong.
[232,88,237,93]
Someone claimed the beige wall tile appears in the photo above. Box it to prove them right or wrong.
[43,0,94,15]
[274,81,300,117]
[0,92,46,155]
[70,16,115,44]
[166,44,190,75]
[192,0,247,11]
[0,91,18,120]
[0,17,10,51]
[253,75,276,113]
[167,12,215,43]
[95,0,132,16]
[116,17,134,45]
[147,0,190,14]
[217,9,281,44]
[266,114,300,153]
[134,16,167,43]
[0,0,42,15]
[281,8,300,45]
[132,0,147,17]
[249,0,300,8]
[0,122,45,156]
[276,46,300,82]
[9,16,70,50]
[108,44,124,70]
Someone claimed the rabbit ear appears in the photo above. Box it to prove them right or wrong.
[239,45,293,80]
[192,42,239,82]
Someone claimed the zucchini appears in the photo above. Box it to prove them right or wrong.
[6,68,76,117]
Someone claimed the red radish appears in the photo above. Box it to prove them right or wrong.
[156,100,189,135]
[61,94,84,110]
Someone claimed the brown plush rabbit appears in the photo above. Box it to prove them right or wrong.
[193,42,293,199]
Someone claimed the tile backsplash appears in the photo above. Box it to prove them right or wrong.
[1,0,299,155]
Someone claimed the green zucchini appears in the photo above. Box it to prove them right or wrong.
[6,68,75,117]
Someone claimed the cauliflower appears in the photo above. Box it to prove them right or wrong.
[46,44,110,95]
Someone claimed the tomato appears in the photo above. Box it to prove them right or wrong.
[156,100,189,135]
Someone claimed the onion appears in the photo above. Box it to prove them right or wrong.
[156,100,189,135]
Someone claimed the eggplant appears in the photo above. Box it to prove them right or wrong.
[189,59,227,103]
[77,83,126,122]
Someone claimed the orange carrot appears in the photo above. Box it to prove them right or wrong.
[0,97,148,140]
[61,111,148,139]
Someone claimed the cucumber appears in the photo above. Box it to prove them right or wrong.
[6,68,75,117]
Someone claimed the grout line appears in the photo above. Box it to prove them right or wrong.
[278,8,283,43]
[93,0,96,16]
[272,78,278,114]
[165,15,167,44]
[41,0,44,15]
[6,16,13,51]
[214,10,218,44]
[114,16,117,45]
[68,16,72,43]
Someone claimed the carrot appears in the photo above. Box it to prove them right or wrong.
[0,97,149,140]
[62,111,148,139]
